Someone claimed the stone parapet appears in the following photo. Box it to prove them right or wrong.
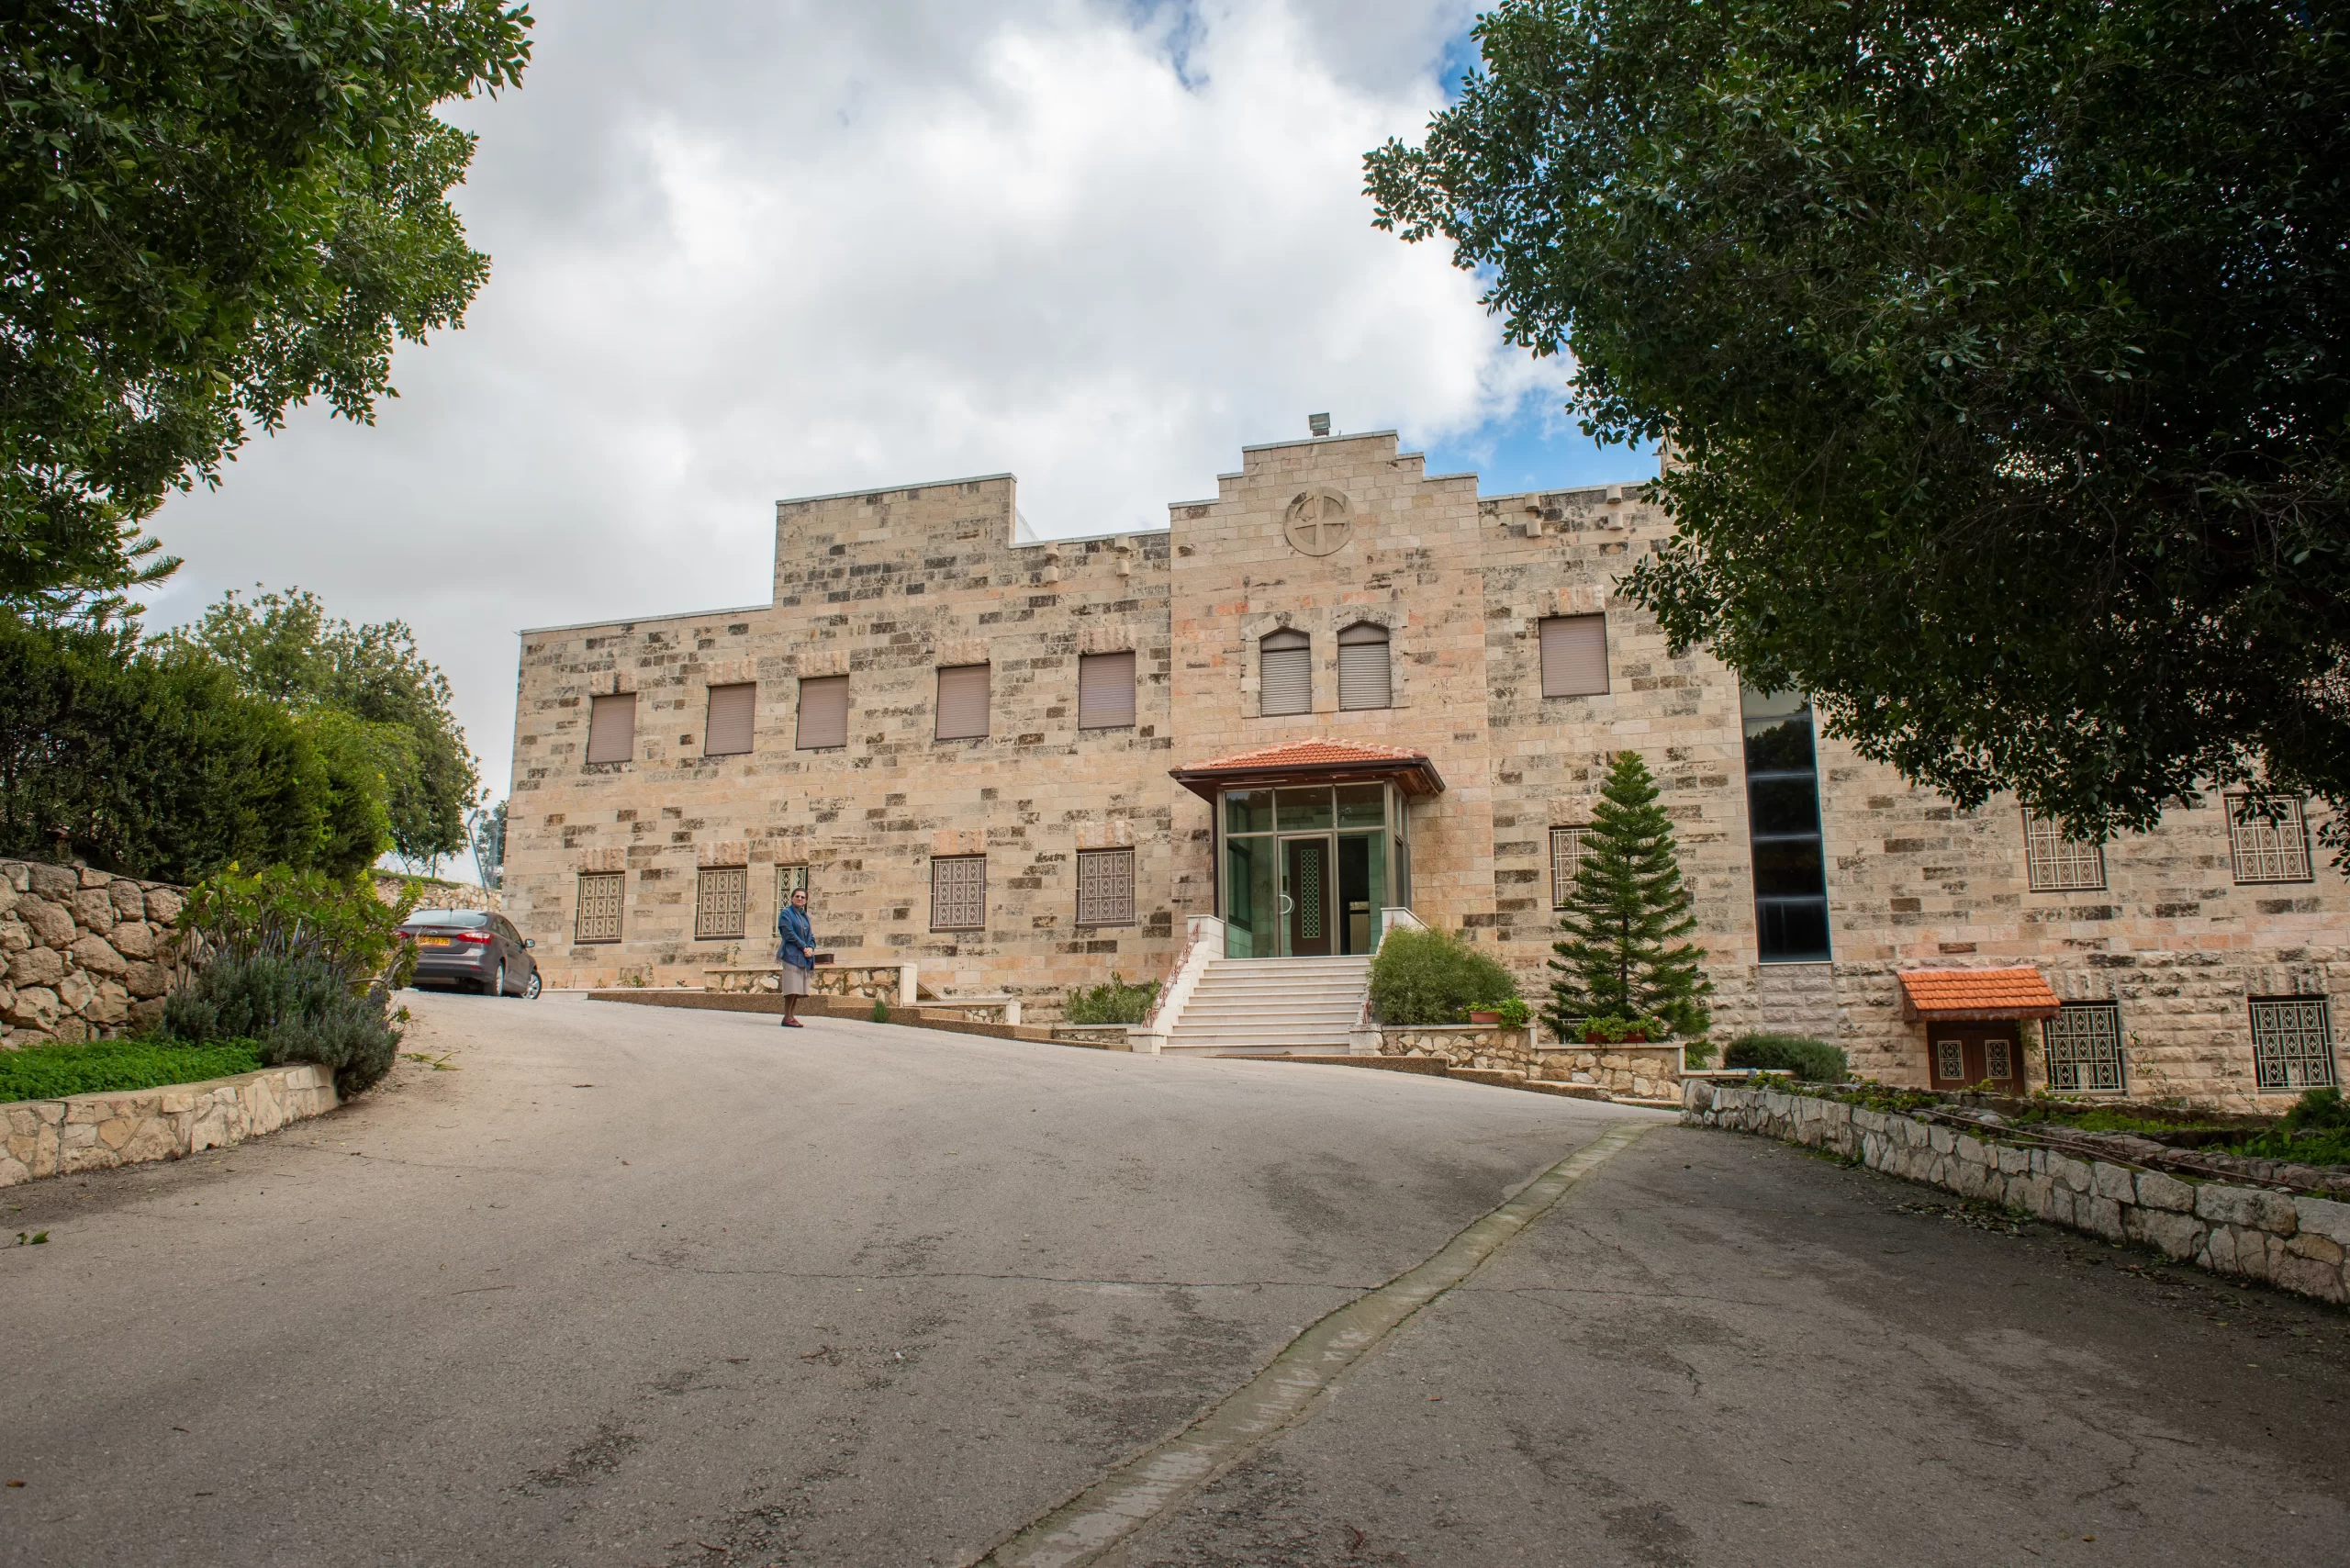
[706,964,918,1006]
[1378,1024,1534,1073]
[1537,1042,1684,1102]
[1,1062,337,1187]
[1684,1080,2350,1306]
[1052,1024,1136,1048]
[0,860,188,1047]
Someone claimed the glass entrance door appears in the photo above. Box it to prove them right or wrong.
[1222,783,1402,958]
[1283,837,1333,956]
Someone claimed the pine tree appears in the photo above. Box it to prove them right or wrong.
[1547,750,1713,1040]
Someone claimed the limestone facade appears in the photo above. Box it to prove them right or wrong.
[504,431,2349,1107]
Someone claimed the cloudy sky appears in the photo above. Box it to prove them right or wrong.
[144,0,1650,819]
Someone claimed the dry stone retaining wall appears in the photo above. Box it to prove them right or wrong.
[1684,1079,2350,1305]
[0,860,186,1047]
[2,1062,336,1186]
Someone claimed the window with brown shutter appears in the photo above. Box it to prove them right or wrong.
[1259,629,1311,716]
[1078,651,1136,729]
[703,683,755,757]
[695,866,747,938]
[586,693,637,764]
[1337,622,1391,711]
[1076,848,1136,926]
[575,872,623,943]
[931,855,986,930]
[936,665,990,741]
[796,676,848,750]
[1539,615,1608,698]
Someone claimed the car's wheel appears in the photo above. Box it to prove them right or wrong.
[524,969,543,1000]
[494,961,508,997]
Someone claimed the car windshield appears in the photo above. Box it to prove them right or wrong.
[403,910,489,929]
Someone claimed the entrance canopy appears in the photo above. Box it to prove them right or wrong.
[1897,967,2062,1023]
[1170,738,1445,801]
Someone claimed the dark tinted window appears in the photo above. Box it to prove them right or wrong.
[1741,688,1830,961]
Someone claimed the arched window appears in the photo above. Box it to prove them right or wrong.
[1259,629,1311,716]
[1337,622,1392,711]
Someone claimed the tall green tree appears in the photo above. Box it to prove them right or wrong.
[1547,751,1712,1038]
[1366,1,2350,846]
[171,587,478,865]
[1,1,532,619]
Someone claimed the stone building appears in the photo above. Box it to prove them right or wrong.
[503,430,2349,1107]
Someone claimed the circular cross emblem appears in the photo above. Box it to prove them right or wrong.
[1282,489,1354,556]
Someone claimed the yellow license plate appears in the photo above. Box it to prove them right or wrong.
[418,936,452,947]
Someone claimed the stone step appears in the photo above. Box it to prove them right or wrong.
[1169,1029,1362,1043]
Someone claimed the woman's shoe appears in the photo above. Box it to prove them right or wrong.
[782,1016,804,1028]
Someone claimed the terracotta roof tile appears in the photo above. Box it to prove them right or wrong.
[1189,738,1427,771]
[1897,967,2062,1020]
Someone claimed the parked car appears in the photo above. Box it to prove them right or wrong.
[398,909,541,998]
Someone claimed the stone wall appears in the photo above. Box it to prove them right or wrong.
[379,876,501,913]
[1378,1024,1535,1073]
[1536,1043,1684,1103]
[2,1062,336,1186]
[1684,1080,2350,1305]
[1,861,185,1047]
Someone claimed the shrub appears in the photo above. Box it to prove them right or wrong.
[0,1036,263,1103]
[1066,973,1159,1025]
[0,613,345,881]
[2230,1087,2350,1167]
[1723,1034,1850,1082]
[1580,1013,1672,1043]
[160,866,416,1096]
[1369,926,1518,1026]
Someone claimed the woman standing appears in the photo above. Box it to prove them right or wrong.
[776,885,816,1027]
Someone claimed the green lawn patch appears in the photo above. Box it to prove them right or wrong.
[0,1036,263,1103]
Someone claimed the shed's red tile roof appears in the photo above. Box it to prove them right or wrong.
[1188,738,1428,771]
[1897,967,2062,1019]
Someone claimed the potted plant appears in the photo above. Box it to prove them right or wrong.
[1467,1005,1504,1025]
[1495,997,1531,1029]
[1582,1013,1671,1045]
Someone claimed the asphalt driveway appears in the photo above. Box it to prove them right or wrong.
[2,992,2344,1567]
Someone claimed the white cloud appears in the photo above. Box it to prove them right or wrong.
[145,0,1550,813]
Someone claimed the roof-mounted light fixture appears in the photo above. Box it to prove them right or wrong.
[1308,412,1331,437]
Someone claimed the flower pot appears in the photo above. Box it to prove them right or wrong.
[1467,1011,1502,1025]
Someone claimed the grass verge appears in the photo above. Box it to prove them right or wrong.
[0,1036,263,1103]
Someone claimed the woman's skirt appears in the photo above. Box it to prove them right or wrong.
[776,963,812,996]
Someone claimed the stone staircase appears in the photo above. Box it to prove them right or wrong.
[1163,956,1372,1056]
